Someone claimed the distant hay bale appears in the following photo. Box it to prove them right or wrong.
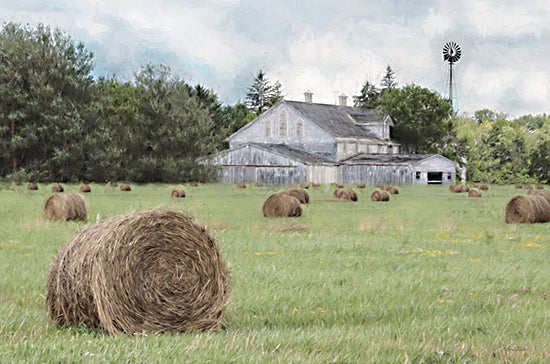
[44,193,87,222]
[300,182,310,189]
[459,185,470,193]
[79,184,91,193]
[282,188,310,204]
[468,188,482,198]
[120,183,131,191]
[536,184,544,190]
[479,183,489,191]
[109,182,118,187]
[514,184,523,189]
[262,193,302,217]
[46,209,229,334]
[355,183,366,189]
[388,187,399,195]
[190,182,198,187]
[171,187,186,198]
[505,195,550,223]
[334,188,357,201]
[333,188,344,199]
[236,183,246,189]
[27,182,38,191]
[52,184,64,193]
[371,189,390,202]
[449,184,459,193]
[311,183,321,188]
[255,182,264,187]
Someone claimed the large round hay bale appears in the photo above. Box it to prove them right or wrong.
[333,188,344,199]
[262,193,302,217]
[46,210,229,334]
[52,184,64,193]
[371,189,390,202]
[459,185,470,193]
[171,187,186,198]
[283,188,310,204]
[44,193,87,222]
[80,184,91,193]
[449,184,459,193]
[479,183,489,191]
[468,188,482,198]
[505,195,550,223]
[120,183,131,191]
[27,182,38,190]
[333,188,357,201]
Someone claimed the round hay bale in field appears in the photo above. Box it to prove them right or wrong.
[80,184,91,193]
[334,188,357,201]
[355,183,366,189]
[479,183,489,191]
[468,188,482,198]
[44,193,87,222]
[311,183,321,188]
[262,193,302,217]
[27,182,38,190]
[236,183,246,189]
[109,182,118,187]
[536,184,544,190]
[459,185,470,193]
[282,188,310,204]
[333,188,344,199]
[255,182,264,187]
[505,195,550,223]
[189,182,198,187]
[371,189,390,202]
[46,209,229,334]
[120,183,131,191]
[449,184,459,193]
[171,187,186,198]
[388,187,399,195]
[300,182,310,189]
[52,184,64,193]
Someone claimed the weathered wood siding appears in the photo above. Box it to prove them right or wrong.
[306,165,339,184]
[340,164,412,185]
[412,156,456,185]
[336,139,400,160]
[228,103,337,160]
[207,145,306,185]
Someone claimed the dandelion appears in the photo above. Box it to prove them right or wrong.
[318,260,325,264]
[255,252,263,255]
[293,307,299,312]
[253,315,258,318]
[438,299,445,304]
[468,292,475,296]
[467,258,481,263]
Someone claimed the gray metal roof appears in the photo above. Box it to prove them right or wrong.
[284,100,389,139]
[341,153,432,165]
[249,143,337,165]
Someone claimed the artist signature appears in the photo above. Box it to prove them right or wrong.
[505,346,528,352]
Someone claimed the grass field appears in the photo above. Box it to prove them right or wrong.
[0,182,549,363]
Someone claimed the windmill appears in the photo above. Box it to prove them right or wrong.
[442,42,461,107]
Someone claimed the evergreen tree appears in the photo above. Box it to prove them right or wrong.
[245,70,283,114]
[353,80,381,109]
[380,65,397,92]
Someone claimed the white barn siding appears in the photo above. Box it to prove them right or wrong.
[412,156,456,185]
[306,165,339,184]
[340,164,412,185]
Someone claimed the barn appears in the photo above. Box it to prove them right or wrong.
[203,93,457,185]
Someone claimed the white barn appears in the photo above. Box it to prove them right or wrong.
[204,94,457,185]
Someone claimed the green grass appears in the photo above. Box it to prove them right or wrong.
[0,182,549,363]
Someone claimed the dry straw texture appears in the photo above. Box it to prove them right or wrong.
[505,194,550,223]
[333,188,358,201]
[52,184,64,193]
[171,187,186,198]
[120,183,131,191]
[468,188,482,198]
[282,188,310,204]
[27,183,38,190]
[79,184,91,193]
[44,193,87,222]
[46,210,229,334]
[371,189,390,202]
[262,193,302,217]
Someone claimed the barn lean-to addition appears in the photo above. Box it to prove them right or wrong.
[203,92,457,185]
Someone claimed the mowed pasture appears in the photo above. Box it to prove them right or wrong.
[0,182,549,362]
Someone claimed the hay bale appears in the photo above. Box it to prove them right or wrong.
[300,182,310,189]
[255,182,264,187]
[27,182,38,191]
[459,185,470,193]
[371,189,390,202]
[505,195,550,223]
[44,193,87,222]
[46,210,229,334]
[190,182,198,187]
[80,184,91,193]
[355,183,366,189]
[262,193,302,217]
[536,184,544,190]
[449,184,459,193]
[479,183,489,191]
[333,188,357,201]
[109,182,118,187]
[171,187,186,198]
[311,183,321,188]
[333,188,344,199]
[52,184,64,193]
[468,188,482,198]
[282,188,310,204]
[120,183,131,191]
[236,183,246,189]
[388,187,399,195]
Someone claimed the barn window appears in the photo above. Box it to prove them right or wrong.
[278,111,287,137]
[415,171,421,179]
[447,173,452,180]
[295,119,304,138]
[263,118,271,138]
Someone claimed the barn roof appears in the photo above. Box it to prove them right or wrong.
[284,100,392,139]
[248,143,337,165]
[341,153,454,166]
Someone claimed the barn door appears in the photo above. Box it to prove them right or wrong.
[427,172,443,184]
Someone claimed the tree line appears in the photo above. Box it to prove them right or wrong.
[1,23,548,184]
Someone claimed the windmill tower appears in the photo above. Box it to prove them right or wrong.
[442,42,462,107]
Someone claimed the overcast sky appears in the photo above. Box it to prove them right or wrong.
[2,0,550,117]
